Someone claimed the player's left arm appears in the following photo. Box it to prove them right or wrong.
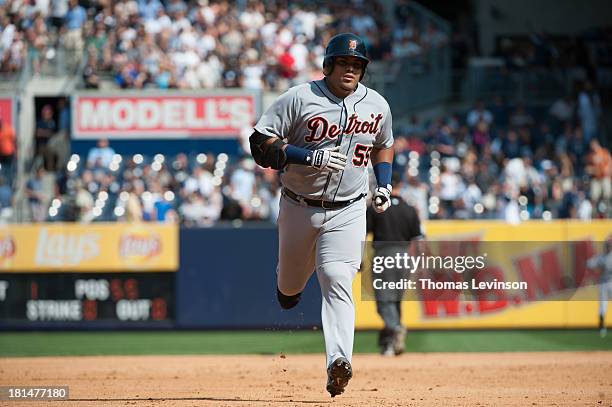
[370,147,393,213]
[371,147,393,167]
[370,103,394,213]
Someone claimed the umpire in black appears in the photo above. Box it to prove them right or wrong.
[367,173,423,356]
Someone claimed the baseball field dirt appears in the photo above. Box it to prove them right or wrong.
[2,352,610,406]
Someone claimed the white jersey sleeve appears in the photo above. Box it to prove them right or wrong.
[374,101,393,149]
[254,87,299,141]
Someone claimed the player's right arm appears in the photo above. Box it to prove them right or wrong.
[249,132,347,172]
[250,87,346,172]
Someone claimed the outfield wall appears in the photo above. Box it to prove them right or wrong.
[0,221,610,329]
[356,220,612,330]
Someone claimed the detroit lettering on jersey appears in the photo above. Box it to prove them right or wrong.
[254,79,393,201]
[305,113,384,142]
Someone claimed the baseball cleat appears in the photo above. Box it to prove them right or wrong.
[600,327,607,338]
[326,357,352,397]
[392,326,406,355]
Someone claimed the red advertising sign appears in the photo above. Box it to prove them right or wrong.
[0,98,14,127]
[72,93,257,139]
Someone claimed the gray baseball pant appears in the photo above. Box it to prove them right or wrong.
[276,194,366,367]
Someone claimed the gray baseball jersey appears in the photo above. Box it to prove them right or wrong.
[254,79,393,201]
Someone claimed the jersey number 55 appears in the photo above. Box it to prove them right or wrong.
[352,144,373,167]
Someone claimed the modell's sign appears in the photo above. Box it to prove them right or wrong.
[72,93,257,139]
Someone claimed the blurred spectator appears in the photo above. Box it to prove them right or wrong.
[4,0,447,90]
[466,100,493,128]
[568,127,588,172]
[220,195,243,220]
[549,95,574,124]
[153,187,174,221]
[230,158,256,208]
[402,115,423,136]
[432,123,455,157]
[489,95,508,128]
[392,33,422,58]
[558,181,579,219]
[50,0,69,32]
[82,59,100,88]
[501,130,521,159]
[554,123,573,156]
[509,103,534,128]
[504,158,529,193]
[125,181,144,222]
[576,190,593,220]
[586,139,611,204]
[26,166,49,222]
[87,138,115,168]
[183,164,213,197]
[241,49,265,90]
[471,120,490,153]
[179,189,222,226]
[35,104,56,163]
[28,87,610,224]
[62,0,87,66]
[0,175,12,210]
[74,179,94,222]
[421,22,448,48]
[138,0,163,21]
[502,193,521,224]
[459,177,482,219]
[0,117,16,174]
[0,14,16,56]
[436,163,464,217]
[399,173,428,221]
[577,81,602,141]
[57,98,70,134]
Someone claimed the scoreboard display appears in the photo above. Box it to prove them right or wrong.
[0,273,174,325]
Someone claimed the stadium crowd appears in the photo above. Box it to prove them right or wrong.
[2,0,610,225]
[24,88,610,225]
[392,90,610,223]
[0,0,448,89]
[29,142,282,225]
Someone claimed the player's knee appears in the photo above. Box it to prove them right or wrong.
[318,262,354,282]
[277,288,302,310]
[317,262,356,298]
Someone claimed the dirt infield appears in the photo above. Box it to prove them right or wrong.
[1,352,611,406]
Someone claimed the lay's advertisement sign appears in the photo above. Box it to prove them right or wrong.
[0,223,178,272]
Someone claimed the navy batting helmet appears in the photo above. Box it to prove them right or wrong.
[323,33,369,79]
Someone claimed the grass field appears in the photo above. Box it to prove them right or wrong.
[0,329,610,357]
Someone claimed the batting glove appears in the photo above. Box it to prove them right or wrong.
[309,146,347,173]
[372,184,392,213]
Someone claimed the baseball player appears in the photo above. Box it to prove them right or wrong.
[250,33,394,397]
[367,173,424,356]
[587,238,612,338]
